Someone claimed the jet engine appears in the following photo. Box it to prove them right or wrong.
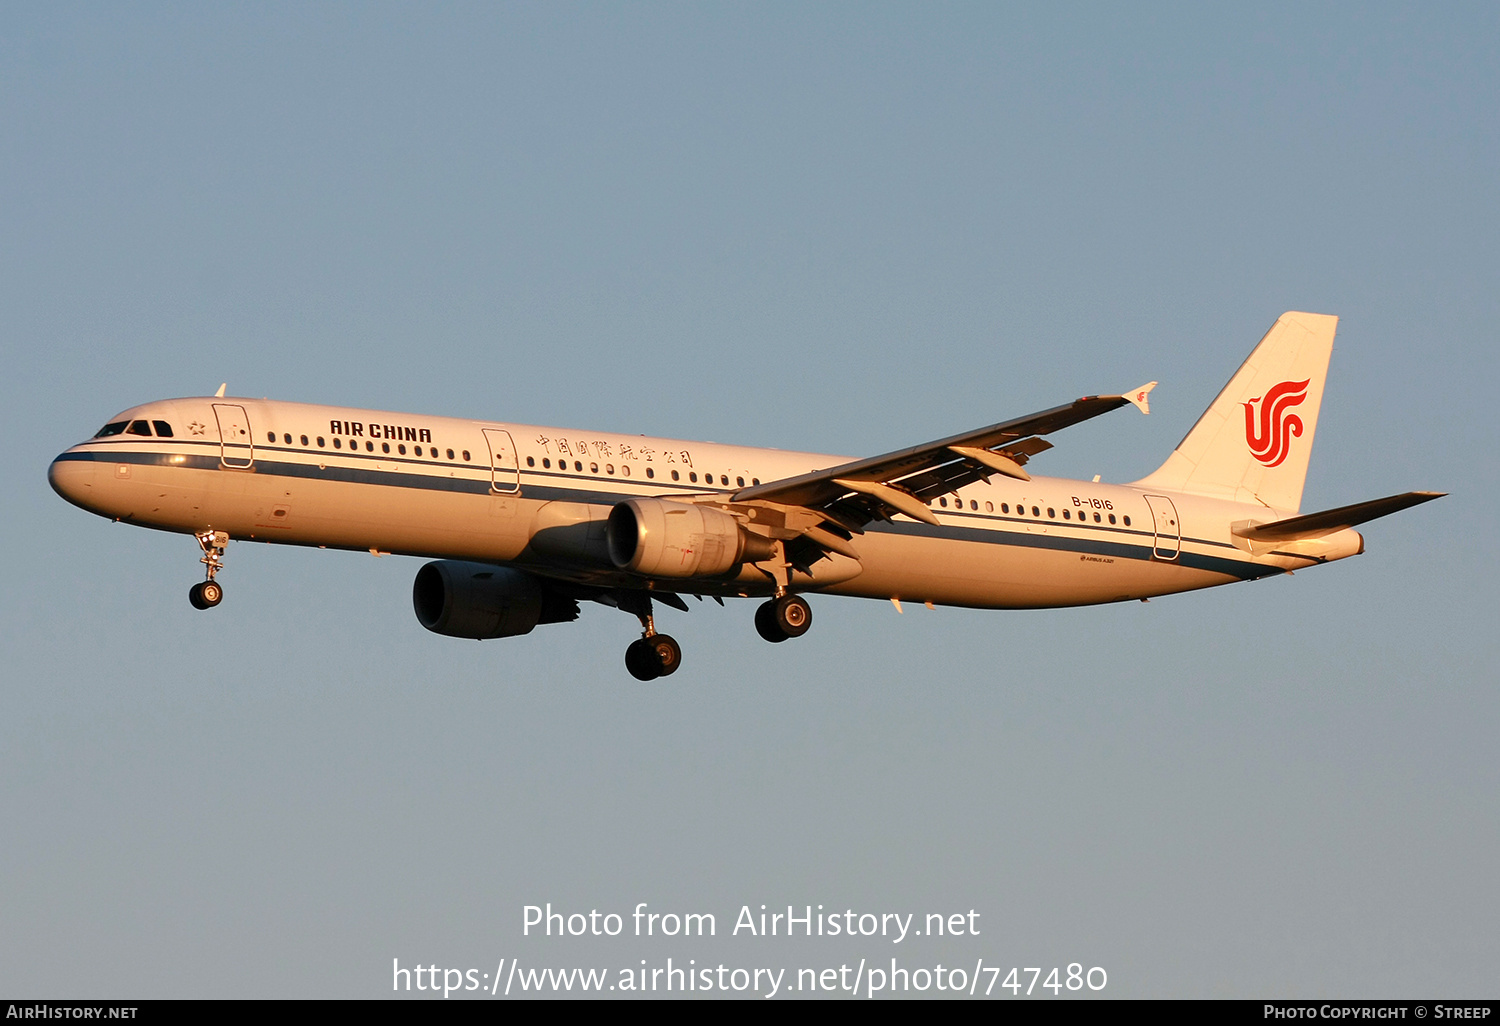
[607,498,775,578]
[412,561,579,639]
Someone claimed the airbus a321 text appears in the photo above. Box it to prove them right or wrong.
[50,312,1441,679]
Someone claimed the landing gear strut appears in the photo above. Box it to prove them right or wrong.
[754,594,812,643]
[750,539,813,643]
[618,592,681,681]
[189,530,229,610]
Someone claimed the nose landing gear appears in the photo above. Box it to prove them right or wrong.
[189,579,223,609]
[189,530,229,610]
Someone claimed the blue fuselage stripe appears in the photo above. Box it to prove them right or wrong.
[53,447,1280,581]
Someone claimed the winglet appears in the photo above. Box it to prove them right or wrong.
[214,383,227,398]
[1123,381,1156,415]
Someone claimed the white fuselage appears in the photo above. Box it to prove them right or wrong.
[48,396,1364,609]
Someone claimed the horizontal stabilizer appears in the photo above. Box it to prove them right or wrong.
[1232,491,1444,543]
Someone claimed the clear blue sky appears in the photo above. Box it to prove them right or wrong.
[2,2,1494,997]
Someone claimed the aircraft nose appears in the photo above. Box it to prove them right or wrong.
[48,452,99,512]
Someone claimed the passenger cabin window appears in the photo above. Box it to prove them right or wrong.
[300,434,309,446]
[646,468,654,479]
[153,421,174,437]
[284,433,293,444]
[128,421,152,436]
[317,437,325,447]
[94,421,129,438]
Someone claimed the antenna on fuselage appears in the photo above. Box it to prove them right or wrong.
[214,383,227,398]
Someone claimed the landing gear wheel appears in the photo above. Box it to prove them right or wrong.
[625,638,663,681]
[189,580,223,610]
[755,600,788,643]
[650,634,682,677]
[773,594,811,638]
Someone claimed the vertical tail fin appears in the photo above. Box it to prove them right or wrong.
[1133,311,1337,512]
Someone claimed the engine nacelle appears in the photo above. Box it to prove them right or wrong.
[607,498,775,578]
[412,561,579,640]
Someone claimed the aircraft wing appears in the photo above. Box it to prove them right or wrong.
[730,384,1156,534]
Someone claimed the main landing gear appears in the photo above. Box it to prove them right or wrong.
[625,634,681,681]
[188,529,229,610]
[618,592,681,681]
[754,594,812,643]
[751,540,813,643]
[612,583,815,679]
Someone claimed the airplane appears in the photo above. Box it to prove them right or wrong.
[49,311,1441,680]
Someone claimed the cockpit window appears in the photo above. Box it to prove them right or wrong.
[152,420,174,437]
[94,421,129,438]
[127,420,152,436]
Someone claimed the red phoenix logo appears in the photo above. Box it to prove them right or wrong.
[1243,379,1309,468]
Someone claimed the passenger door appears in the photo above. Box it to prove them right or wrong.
[483,428,520,494]
[1144,494,1180,560]
[212,404,254,468]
